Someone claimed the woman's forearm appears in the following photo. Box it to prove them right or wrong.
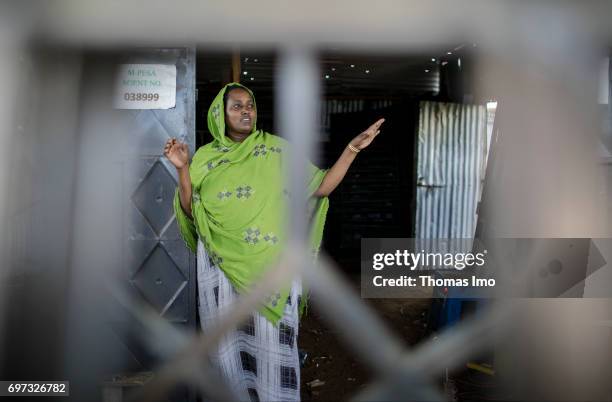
[314,146,357,197]
[177,165,193,218]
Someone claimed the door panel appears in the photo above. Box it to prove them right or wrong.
[119,48,197,368]
[416,101,487,239]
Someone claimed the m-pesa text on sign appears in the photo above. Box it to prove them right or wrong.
[114,64,176,109]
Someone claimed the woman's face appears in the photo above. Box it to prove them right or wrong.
[225,88,256,135]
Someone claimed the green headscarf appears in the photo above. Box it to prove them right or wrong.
[173,82,329,325]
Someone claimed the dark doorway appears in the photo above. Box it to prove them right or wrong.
[322,100,418,269]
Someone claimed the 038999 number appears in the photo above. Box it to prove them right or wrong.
[123,92,160,101]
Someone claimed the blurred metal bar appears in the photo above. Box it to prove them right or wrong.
[0,48,83,383]
[106,286,240,402]
[277,45,319,244]
[0,32,24,367]
[37,1,612,48]
[305,256,410,375]
[352,302,512,400]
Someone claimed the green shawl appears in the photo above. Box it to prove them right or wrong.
[173,82,329,325]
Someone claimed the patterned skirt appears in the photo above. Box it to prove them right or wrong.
[197,240,302,402]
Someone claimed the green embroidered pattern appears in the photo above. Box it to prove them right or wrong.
[264,232,279,245]
[235,185,254,200]
[217,189,233,200]
[211,103,221,121]
[213,143,231,153]
[253,144,268,157]
[243,227,261,245]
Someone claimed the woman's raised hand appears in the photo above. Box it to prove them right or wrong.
[349,118,385,151]
[164,137,190,170]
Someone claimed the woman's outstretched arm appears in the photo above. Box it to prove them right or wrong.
[314,118,385,197]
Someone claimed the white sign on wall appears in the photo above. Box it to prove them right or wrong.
[114,64,176,109]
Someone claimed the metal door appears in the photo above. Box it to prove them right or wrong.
[415,101,487,239]
[121,48,197,368]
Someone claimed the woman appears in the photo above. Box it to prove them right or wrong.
[164,83,383,401]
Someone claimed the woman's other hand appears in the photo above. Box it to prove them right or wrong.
[349,118,385,151]
[164,138,190,169]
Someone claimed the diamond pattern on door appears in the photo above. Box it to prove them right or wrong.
[131,244,188,315]
[126,204,158,276]
[132,161,176,235]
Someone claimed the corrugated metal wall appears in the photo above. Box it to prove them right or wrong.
[416,101,487,239]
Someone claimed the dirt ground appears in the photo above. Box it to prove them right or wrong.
[299,294,432,401]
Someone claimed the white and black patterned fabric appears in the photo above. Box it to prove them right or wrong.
[197,240,301,402]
